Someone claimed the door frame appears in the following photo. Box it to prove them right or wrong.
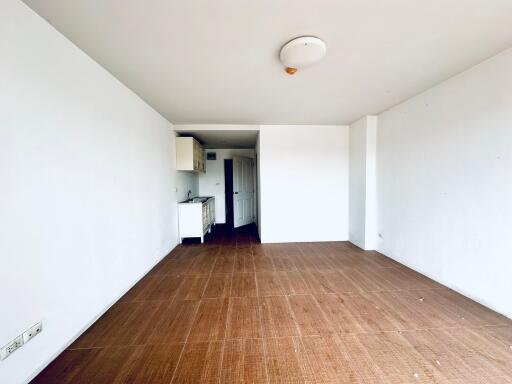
[224,159,234,229]
[232,156,256,228]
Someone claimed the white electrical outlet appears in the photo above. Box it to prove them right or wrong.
[23,322,43,344]
[0,335,23,360]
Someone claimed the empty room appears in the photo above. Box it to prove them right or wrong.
[2,0,512,383]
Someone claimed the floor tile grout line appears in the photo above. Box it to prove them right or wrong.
[284,292,319,383]
[120,283,452,303]
[66,322,512,352]
[253,242,271,384]
[168,241,217,384]
[216,243,236,383]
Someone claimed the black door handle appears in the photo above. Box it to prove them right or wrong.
[234,192,239,194]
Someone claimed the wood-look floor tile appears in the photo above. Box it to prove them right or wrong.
[160,257,195,275]
[377,266,434,290]
[338,292,400,333]
[320,270,360,293]
[120,274,165,302]
[259,296,299,338]
[270,245,298,271]
[298,243,335,270]
[147,300,199,344]
[256,272,285,296]
[292,252,318,271]
[337,334,386,382]
[172,341,223,384]
[122,343,184,383]
[251,245,266,258]
[271,255,297,271]
[221,339,267,383]
[401,329,472,380]
[144,275,184,301]
[341,267,393,292]
[287,294,332,336]
[301,335,358,383]
[366,290,451,330]
[34,226,512,384]
[299,270,332,294]
[188,255,216,275]
[174,275,208,300]
[34,346,139,384]
[212,255,235,274]
[72,301,165,348]
[226,297,261,339]
[398,265,445,289]
[253,249,275,272]
[447,377,512,384]
[188,298,229,342]
[361,250,402,269]
[352,266,402,291]
[263,337,314,383]
[31,348,99,384]
[434,289,510,326]
[386,289,460,328]
[354,331,442,383]
[107,301,167,347]
[230,273,257,297]
[72,302,133,348]
[277,270,310,295]
[446,327,512,377]
[234,250,255,273]
[476,325,512,349]
[203,274,232,298]
[314,293,364,334]
[428,328,511,379]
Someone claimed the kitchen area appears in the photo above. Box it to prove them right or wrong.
[175,131,258,243]
[178,194,215,243]
[175,136,215,243]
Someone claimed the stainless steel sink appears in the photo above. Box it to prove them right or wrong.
[181,196,210,203]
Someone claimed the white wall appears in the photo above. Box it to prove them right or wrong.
[377,48,512,318]
[349,116,377,250]
[0,1,182,382]
[198,148,255,224]
[259,125,349,243]
[349,118,368,248]
[176,170,199,202]
[256,135,262,239]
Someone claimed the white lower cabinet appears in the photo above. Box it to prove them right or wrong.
[178,197,215,243]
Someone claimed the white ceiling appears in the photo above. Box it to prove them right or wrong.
[24,0,512,125]
[175,128,259,149]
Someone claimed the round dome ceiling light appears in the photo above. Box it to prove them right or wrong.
[279,36,326,75]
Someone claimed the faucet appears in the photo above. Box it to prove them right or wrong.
[187,190,192,200]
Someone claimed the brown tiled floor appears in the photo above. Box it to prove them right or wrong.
[32,225,512,383]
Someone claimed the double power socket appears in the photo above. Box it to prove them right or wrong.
[0,322,43,361]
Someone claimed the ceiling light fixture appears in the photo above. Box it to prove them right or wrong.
[279,36,326,75]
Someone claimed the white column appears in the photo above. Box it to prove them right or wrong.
[349,116,377,250]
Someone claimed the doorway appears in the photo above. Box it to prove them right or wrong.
[224,159,234,229]
[224,156,256,230]
[232,156,255,228]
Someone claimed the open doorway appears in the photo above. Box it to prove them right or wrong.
[175,127,260,239]
[225,156,256,230]
[232,156,256,228]
[224,159,234,228]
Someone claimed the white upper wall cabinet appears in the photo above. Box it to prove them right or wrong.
[176,137,205,173]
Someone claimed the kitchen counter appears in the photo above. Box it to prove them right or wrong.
[178,196,215,243]
[179,196,214,204]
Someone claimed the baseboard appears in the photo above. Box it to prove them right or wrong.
[25,241,179,384]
